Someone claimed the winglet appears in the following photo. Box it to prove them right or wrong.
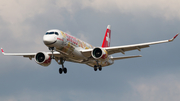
[1,48,5,55]
[169,33,179,42]
[1,48,4,53]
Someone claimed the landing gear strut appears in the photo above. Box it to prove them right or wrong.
[59,58,67,74]
[49,47,55,59]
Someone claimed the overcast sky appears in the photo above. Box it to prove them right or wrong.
[0,0,180,101]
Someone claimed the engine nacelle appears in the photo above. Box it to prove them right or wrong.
[91,47,108,59]
[34,52,51,66]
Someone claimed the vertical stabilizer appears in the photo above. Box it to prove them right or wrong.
[102,25,111,47]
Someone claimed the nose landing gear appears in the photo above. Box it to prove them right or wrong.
[59,67,67,74]
[49,47,67,74]
[59,58,67,74]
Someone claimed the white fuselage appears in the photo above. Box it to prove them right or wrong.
[43,29,114,67]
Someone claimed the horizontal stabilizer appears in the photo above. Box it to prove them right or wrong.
[112,55,142,60]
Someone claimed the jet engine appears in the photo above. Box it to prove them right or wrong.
[35,52,51,66]
[91,47,108,59]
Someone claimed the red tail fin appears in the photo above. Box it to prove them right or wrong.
[102,25,111,47]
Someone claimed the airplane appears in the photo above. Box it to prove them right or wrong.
[1,25,179,74]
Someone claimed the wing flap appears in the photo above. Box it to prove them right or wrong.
[112,55,142,60]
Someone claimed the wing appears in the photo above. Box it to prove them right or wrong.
[1,48,62,59]
[81,33,179,57]
[1,48,36,58]
[106,33,179,55]
[1,48,84,64]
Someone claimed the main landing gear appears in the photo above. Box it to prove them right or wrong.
[94,60,102,71]
[94,65,102,71]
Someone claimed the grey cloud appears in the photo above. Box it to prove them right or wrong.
[127,73,180,101]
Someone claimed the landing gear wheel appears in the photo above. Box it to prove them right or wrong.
[63,68,67,74]
[59,68,63,74]
[99,66,102,71]
[93,65,102,71]
[94,65,97,71]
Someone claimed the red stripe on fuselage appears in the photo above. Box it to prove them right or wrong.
[57,38,63,41]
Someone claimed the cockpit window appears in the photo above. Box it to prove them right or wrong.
[46,32,59,35]
[55,32,59,35]
[46,32,54,35]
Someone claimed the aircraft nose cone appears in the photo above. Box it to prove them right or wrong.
[43,35,57,45]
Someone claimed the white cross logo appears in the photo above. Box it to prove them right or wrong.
[106,32,110,46]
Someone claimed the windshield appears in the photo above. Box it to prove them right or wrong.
[46,32,59,35]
